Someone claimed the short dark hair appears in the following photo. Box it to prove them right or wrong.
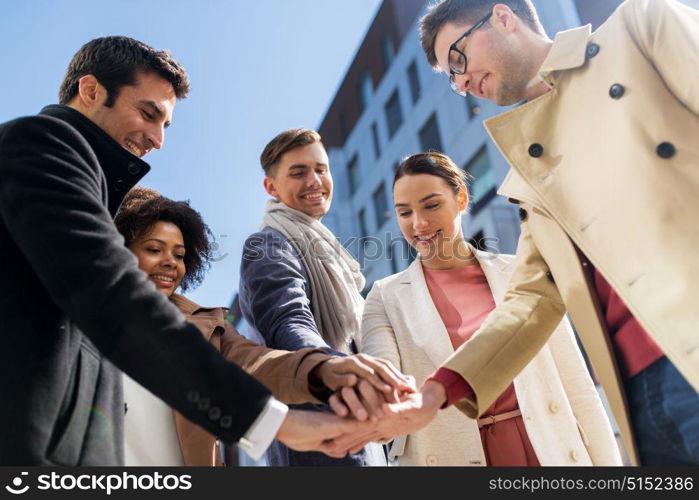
[420,0,544,69]
[260,128,323,177]
[394,152,472,197]
[59,36,190,106]
[115,186,213,292]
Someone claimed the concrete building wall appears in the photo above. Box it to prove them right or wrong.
[321,0,590,291]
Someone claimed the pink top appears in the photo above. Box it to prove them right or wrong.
[423,264,540,466]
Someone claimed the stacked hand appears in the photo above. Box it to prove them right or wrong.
[276,409,374,458]
[282,354,444,458]
[330,380,447,454]
[310,353,416,421]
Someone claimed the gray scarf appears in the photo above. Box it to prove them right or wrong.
[261,200,365,354]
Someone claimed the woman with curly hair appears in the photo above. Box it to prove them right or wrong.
[114,187,408,466]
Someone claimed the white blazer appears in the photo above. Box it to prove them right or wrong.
[358,249,622,466]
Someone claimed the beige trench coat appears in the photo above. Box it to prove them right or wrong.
[358,251,621,466]
[440,0,699,466]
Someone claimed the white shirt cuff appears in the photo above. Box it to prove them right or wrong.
[237,397,288,461]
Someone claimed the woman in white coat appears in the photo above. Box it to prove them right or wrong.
[358,152,621,466]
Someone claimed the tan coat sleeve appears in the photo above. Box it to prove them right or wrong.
[444,220,566,417]
[357,282,402,371]
[220,324,330,405]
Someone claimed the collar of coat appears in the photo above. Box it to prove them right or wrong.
[170,293,228,326]
[39,104,151,215]
[538,24,592,79]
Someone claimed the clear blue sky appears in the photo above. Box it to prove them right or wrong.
[0,0,381,307]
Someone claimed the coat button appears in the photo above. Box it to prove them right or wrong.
[549,401,559,413]
[569,450,579,462]
[519,208,527,222]
[546,271,555,284]
[197,397,211,411]
[127,163,141,175]
[528,143,544,158]
[113,179,125,192]
[426,455,438,466]
[609,84,625,99]
[586,43,600,59]
[220,416,233,429]
[124,403,128,415]
[187,390,200,403]
[656,142,676,159]
[208,407,222,420]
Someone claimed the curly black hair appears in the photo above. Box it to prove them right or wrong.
[115,186,213,291]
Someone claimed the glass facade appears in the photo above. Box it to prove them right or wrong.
[347,153,360,195]
[464,146,497,214]
[372,181,390,229]
[418,113,443,153]
[384,89,403,138]
[407,59,421,104]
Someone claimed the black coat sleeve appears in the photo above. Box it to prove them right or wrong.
[0,115,271,445]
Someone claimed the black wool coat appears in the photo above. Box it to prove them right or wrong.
[0,105,271,465]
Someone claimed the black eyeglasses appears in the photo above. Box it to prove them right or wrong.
[448,11,493,97]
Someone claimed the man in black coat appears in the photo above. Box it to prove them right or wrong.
[0,36,373,465]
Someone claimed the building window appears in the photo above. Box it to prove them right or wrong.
[372,182,389,228]
[464,146,497,214]
[382,35,395,70]
[371,122,381,159]
[358,208,368,239]
[339,111,349,141]
[407,60,421,104]
[357,71,373,112]
[384,90,404,138]
[466,94,482,119]
[468,230,487,251]
[418,113,443,152]
[347,154,360,194]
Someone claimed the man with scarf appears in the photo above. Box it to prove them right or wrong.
[239,129,399,466]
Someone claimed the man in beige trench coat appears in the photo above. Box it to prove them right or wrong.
[334,0,699,466]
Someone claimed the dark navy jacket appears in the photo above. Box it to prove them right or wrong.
[240,227,386,466]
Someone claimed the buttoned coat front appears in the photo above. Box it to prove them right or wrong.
[439,0,699,466]
[359,251,621,466]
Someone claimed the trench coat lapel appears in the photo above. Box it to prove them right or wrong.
[170,293,221,342]
[538,24,591,76]
[471,249,511,306]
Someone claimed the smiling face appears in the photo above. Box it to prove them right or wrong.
[263,142,333,219]
[433,7,540,105]
[128,221,186,297]
[393,173,468,268]
[77,71,176,158]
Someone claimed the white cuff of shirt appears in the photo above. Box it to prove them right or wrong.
[237,397,288,461]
